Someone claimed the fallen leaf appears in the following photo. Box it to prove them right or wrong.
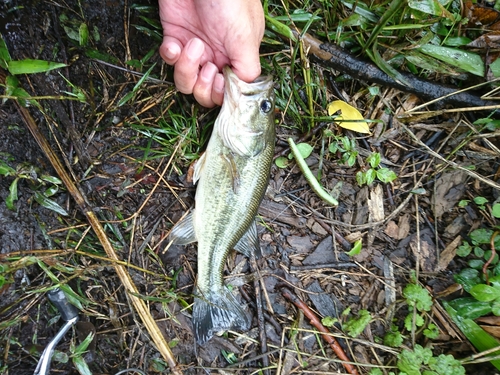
[437,235,462,271]
[327,100,370,134]
[433,170,467,218]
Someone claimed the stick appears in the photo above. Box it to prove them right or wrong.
[281,287,359,375]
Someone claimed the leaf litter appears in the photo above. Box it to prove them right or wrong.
[0,0,500,374]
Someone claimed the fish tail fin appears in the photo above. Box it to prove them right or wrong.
[193,287,251,345]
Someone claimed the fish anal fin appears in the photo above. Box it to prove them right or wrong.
[193,287,251,345]
[233,220,261,258]
[169,211,197,245]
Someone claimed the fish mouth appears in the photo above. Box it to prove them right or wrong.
[223,66,273,107]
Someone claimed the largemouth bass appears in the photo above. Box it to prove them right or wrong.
[168,66,275,344]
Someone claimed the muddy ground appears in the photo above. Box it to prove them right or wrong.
[1,0,500,374]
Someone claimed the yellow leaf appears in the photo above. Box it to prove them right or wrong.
[327,100,370,134]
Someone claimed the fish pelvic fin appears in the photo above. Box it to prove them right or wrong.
[193,287,251,345]
[169,211,197,245]
[234,220,262,258]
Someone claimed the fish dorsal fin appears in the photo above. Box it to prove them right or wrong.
[193,153,207,185]
[233,220,261,258]
[169,211,197,245]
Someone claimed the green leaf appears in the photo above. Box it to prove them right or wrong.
[72,352,93,375]
[492,302,500,316]
[444,302,500,370]
[33,191,69,216]
[429,353,465,375]
[369,43,411,86]
[492,203,500,218]
[470,284,500,302]
[424,323,439,339]
[403,283,433,312]
[365,169,376,185]
[293,143,314,159]
[405,313,424,330]
[0,33,12,69]
[408,0,452,18]
[321,316,338,327]
[376,168,397,183]
[0,160,15,176]
[471,228,494,244]
[356,171,366,186]
[474,196,489,205]
[118,63,156,107]
[384,326,404,347]
[8,59,67,75]
[490,58,500,78]
[6,178,19,211]
[458,199,470,208]
[346,239,362,256]
[447,297,492,319]
[275,156,290,168]
[40,175,63,185]
[468,259,485,269]
[265,14,297,42]
[343,309,371,337]
[444,36,472,47]
[79,23,89,46]
[418,44,485,77]
[456,242,472,257]
[397,345,433,375]
[367,153,381,168]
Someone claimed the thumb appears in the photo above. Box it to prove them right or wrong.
[228,47,262,83]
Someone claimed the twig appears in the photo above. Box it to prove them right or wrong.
[294,30,498,109]
[281,287,359,375]
[484,231,500,285]
[250,256,270,375]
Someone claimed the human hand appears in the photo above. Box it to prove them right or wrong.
[159,0,265,107]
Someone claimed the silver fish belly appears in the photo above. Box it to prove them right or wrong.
[168,66,275,344]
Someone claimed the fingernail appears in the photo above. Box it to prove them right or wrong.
[163,43,180,61]
[214,73,224,93]
[186,38,204,58]
[200,62,218,81]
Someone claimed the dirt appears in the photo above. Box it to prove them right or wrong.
[1,1,500,375]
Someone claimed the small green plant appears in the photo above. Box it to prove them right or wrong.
[378,279,466,375]
[0,158,68,215]
[357,152,397,186]
[343,309,372,337]
[327,134,358,167]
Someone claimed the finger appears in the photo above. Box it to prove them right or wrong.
[230,50,262,83]
[193,62,218,108]
[211,73,224,107]
[173,38,205,94]
[159,36,182,65]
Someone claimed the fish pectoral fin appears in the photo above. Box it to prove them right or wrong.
[221,152,240,193]
[193,152,207,185]
[233,220,261,258]
[169,211,197,245]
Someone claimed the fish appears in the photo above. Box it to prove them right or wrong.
[168,66,275,344]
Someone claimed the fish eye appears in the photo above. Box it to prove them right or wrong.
[260,99,273,114]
